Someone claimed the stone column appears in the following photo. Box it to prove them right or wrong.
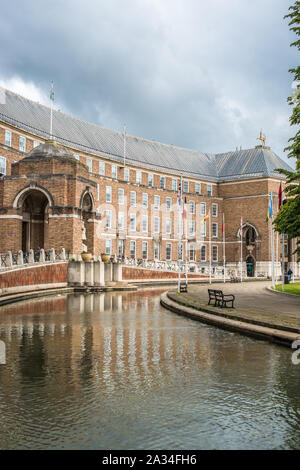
[49,248,56,262]
[113,262,122,282]
[85,261,94,286]
[7,251,13,267]
[67,261,85,286]
[29,249,34,263]
[39,249,46,263]
[60,248,66,261]
[104,262,113,283]
[17,250,23,265]
[94,261,105,286]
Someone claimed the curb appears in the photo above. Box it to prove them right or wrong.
[160,292,300,348]
[266,287,300,297]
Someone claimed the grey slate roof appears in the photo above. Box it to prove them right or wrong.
[0,87,293,181]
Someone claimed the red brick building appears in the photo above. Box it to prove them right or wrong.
[0,88,298,278]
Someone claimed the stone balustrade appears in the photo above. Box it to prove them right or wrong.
[67,260,122,287]
[0,248,68,271]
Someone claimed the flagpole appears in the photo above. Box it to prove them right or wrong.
[209,209,212,285]
[282,233,285,292]
[240,217,243,283]
[123,125,126,167]
[177,175,183,293]
[276,231,279,282]
[223,213,226,283]
[185,197,188,286]
[292,238,295,283]
[50,81,54,139]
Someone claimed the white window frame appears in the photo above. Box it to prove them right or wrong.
[34,140,40,149]
[166,197,172,211]
[172,178,177,191]
[166,243,172,261]
[154,195,160,210]
[142,215,148,233]
[99,161,105,176]
[124,167,130,182]
[5,130,11,147]
[118,212,124,230]
[19,136,26,152]
[213,245,218,262]
[106,186,112,203]
[183,180,189,193]
[200,202,206,216]
[212,203,218,217]
[166,218,171,235]
[105,239,112,255]
[106,210,112,229]
[212,222,218,238]
[154,242,160,260]
[154,216,160,233]
[148,173,154,187]
[142,193,148,208]
[86,158,93,173]
[130,191,136,207]
[97,184,100,201]
[189,244,196,261]
[136,170,142,184]
[189,220,195,235]
[0,156,6,175]
[130,213,136,232]
[130,240,136,259]
[195,183,201,195]
[207,184,212,196]
[112,165,117,179]
[189,200,195,214]
[142,241,148,260]
[160,176,166,189]
[118,188,124,205]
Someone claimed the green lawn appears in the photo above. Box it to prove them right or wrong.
[274,282,300,295]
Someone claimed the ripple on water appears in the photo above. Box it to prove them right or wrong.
[0,290,299,450]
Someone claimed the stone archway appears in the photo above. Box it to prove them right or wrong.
[81,191,94,253]
[19,189,50,251]
[246,255,255,277]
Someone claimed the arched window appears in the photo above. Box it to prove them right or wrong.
[246,226,256,245]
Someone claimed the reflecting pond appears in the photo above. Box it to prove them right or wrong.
[0,288,299,449]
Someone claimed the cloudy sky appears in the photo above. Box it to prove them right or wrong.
[0,0,297,163]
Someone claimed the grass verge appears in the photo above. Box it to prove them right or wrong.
[274,282,300,295]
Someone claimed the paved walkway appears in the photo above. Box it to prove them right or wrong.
[169,281,300,332]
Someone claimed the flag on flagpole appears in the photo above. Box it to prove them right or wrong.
[177,180,182,210]
[269,193,273,219]
[278,182,282,209]
[201,213,209,224]
[266,193,273,222]
[50,81,54,102]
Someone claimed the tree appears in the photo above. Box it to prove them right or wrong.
[274,1,300,256]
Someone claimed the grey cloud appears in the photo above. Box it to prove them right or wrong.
[0,0,297,165]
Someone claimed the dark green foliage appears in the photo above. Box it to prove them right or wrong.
[274,1,300,255]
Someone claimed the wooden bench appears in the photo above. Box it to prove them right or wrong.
[208,289,235,308]
[179,283,188,293]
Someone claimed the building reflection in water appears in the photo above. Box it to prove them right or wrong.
[0,289,299,450]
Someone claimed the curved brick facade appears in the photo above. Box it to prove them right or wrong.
[0,91,298,278]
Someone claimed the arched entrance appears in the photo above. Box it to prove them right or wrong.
[246,255,255,277]
[15,189,50,251]
[81,191,94,253]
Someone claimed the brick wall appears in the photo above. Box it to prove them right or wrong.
[0,262,68,289]
[122,266,206,280]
